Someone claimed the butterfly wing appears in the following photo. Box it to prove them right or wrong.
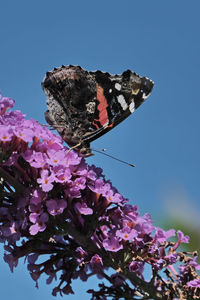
[42,66,154,153]
[82,69,154,143]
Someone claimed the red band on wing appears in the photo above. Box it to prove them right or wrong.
[95,85,109,126]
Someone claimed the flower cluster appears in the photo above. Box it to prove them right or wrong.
[0,92,199,299]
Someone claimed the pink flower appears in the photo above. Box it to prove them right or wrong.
[103,237,123,252]
[0,126,13,141]
[14,127,34,142]
[75,202,93,215]
[29,213,49,235]
[37,169,55,192]
[47,149,66,166]
[46,199,67,216]
[116,228,138,241]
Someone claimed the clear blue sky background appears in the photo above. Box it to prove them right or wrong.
[0,1,200,299]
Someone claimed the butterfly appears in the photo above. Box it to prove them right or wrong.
[42,65,154,156]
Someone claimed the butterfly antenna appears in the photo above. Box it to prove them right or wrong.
[91,148,135,167]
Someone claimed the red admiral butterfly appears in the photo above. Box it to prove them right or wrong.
[42,65,154,156]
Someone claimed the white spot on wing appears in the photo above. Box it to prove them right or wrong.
[109,89,112,93]
[129,101,135,113]
[115,83,121,91]
[117,95,128,110]
[142,92,148,100]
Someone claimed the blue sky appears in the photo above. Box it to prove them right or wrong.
[0,1,200,299]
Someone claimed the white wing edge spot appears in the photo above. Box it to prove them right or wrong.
[115,83,121,91]
[129,102,135,113]
[117,95,128,111]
